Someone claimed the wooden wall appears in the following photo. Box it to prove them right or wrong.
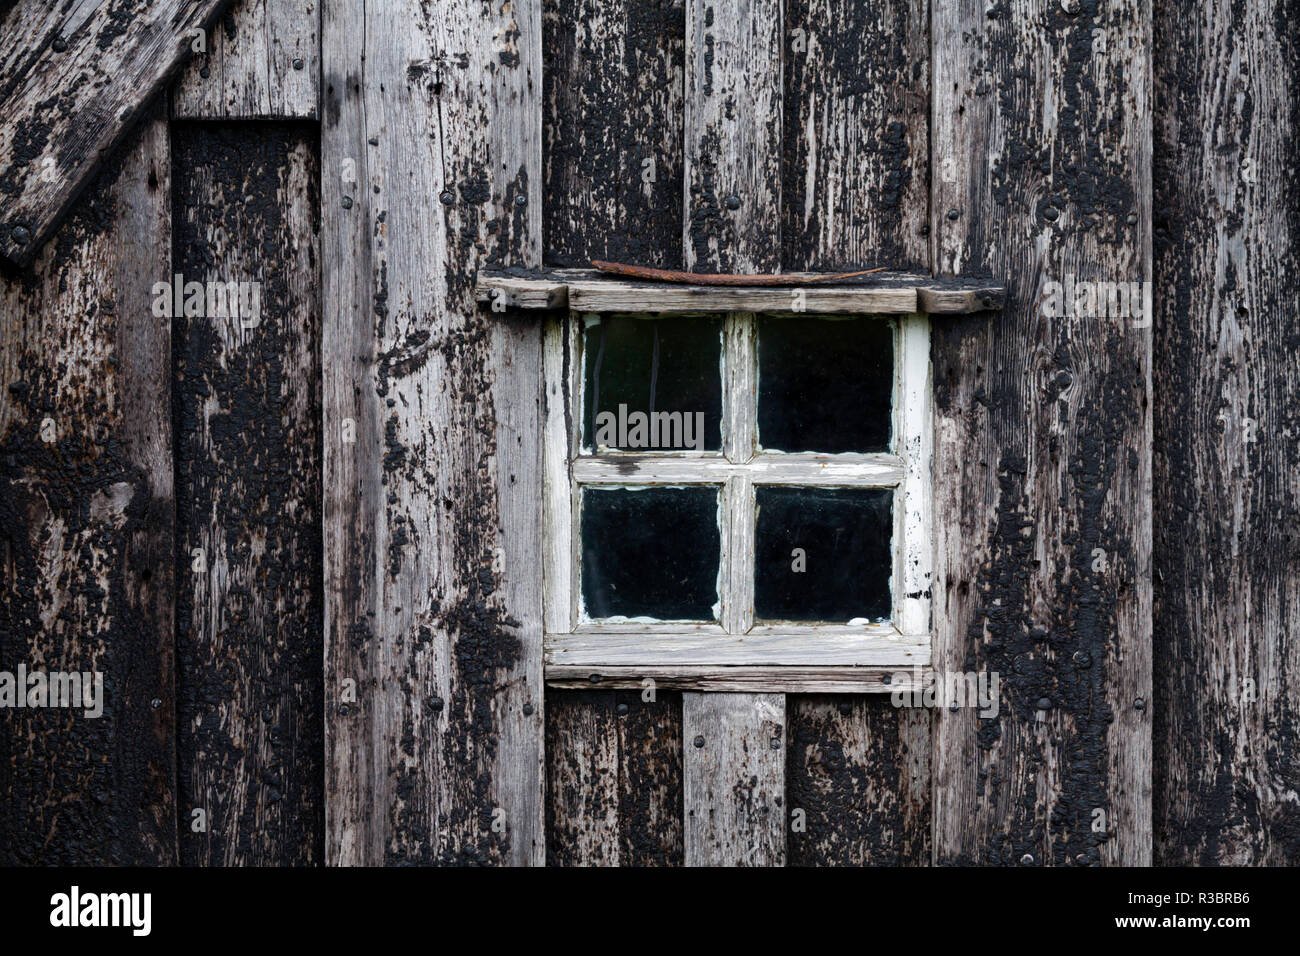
[0,0,1296,866]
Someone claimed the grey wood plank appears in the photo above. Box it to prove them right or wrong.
[683,692,786,865]
[781,0,929,274]
[777,0,934,869]
[930,0,1153,865]
[0,0,234,266]
[172,122,322,866]
[172,0,320,119]
[322,0,545,866]
[547,666,923,695]
[0,107,176,864]
[1152,0,1300,864]
[543,0,683,268]
[683,0,783,273]
[680,0,786,867]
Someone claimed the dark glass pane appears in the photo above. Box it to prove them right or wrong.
[581,486,721,620]
[754,486,892,622]
[757,316,893,453]
[582,315,723,452]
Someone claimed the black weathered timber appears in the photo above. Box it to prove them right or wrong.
[172,122,323,866]
[1153,0,1300,864]
[778,0,933,867]
[787,698,930,866]
[543,0,684,268]
[931,0,1153,865]
[541,0,689,862]
[0,107,176,865]
[546,690,684,866]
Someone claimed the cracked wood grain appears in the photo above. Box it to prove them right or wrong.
[322,0,545,865]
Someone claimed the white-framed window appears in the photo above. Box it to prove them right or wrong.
[541,307,932,688]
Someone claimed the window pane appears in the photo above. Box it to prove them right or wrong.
[582,315,723,452]
[754,486,892,623]
[581,486,721,620]
[757,316,893,453]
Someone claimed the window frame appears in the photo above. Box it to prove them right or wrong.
[542,308,933,687]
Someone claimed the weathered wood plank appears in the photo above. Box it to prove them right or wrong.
[683,0,782,273]
[0,0,234,266]
[539,0,687,865]
[778,0,934,869]
[571,453,905,487]
[476,270,1005,314]
[569,281,917,314]
[680,0,786,866]
[322,0,545,865]
[1152,0,1300,864]
[172,122,322,866]
[788,699,930,866]
[172,0,320,119]
[781,0,929,273]
[931,0,1153,865]
[546,690,620,865]
[545,689,685,866]
[0,108,175,864]
[617,688,684,865]
[543,0,683,267]
[683,692,785,865]
[548,666,924,695]
[546,626,926,667]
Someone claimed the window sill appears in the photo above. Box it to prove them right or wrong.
[545,624,929,693]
